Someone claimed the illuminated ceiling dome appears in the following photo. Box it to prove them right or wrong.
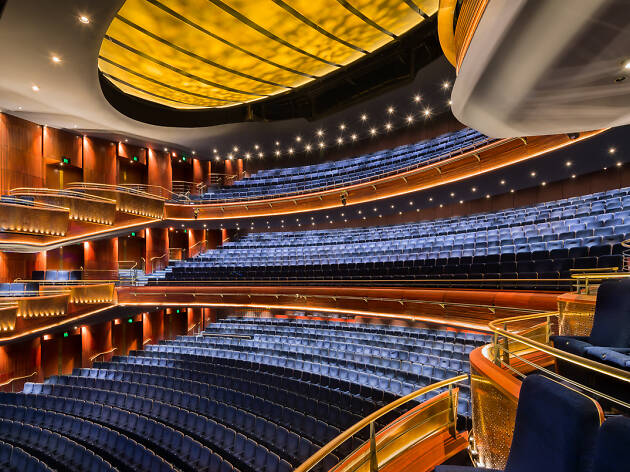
[98,0,437,109]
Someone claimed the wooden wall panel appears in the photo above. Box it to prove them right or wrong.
[117,142,146,165]
[0,251,46,282]
[147,148,172,191]
[43,126,82,167]
[0,338,41,388]
[117,159,147,185]
[0,113,44,195]
[82,136,116,185]
[145,228,168,273]
[46,244,83,271]
[143,310,164,345]
[81,321,112,367]
[83,238,118,273]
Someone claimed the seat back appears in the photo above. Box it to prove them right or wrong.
[504,375,601,472]
[589,278,630,347]
[592,416,630,472]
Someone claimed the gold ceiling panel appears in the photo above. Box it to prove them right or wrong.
[99,0,435,109]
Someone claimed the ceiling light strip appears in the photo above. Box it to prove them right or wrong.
[269,0,368,54]
[102,72,216,107]
[402,0,429,19]
[205,0,343,67]
[143,0,316,79]
[335,0,397,38]
[99,55,238,103]
[115,14,291,89]
[104,35,268,97]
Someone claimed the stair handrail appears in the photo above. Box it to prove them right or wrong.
[295,375,468,472]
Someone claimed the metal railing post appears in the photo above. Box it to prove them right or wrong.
[369,421,378,472]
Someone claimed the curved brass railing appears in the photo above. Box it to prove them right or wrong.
[65,182,170,201]
[89,347,117,363]
[0,371,38,392]
[189,240,208,258]
[295,375,468,472]
[150,253,169,272]
[488,312,630,385]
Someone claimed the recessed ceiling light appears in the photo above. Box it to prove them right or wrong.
[406,115,414,123]
[413,95,421,103]
[500,179,506,185]
[510,188,515,193]
[360,114,368,121]
[339,123,346,131]
[486,194,491,199]
[541,181,547,186]
[384,123,392,131]
[530,171,536,177]
[295,136,301,142]
[471,187,477,192]
[336,137,343,144]
[609,147,616,154]
[450,192,455,197]
[351,134,357,141]
[51,55,62,64]
[565,161,572,167]
[423,108,431,117]
[78,15,90,24]
[571,174,577,179]
[387,106,394,114]
[617,161,623,167]
[442,81,451,89]
[32,85,40,92]
[17,106,22,110]
[369,128,377,136]
[624,60,630,70]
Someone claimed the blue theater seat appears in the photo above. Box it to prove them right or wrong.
[591,416,630,472]
[551,278,630,356]
[435,375,602,472]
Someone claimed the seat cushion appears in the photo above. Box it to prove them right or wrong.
[588,278,630,347]
[583,347,630,370]
[550,336,592,355]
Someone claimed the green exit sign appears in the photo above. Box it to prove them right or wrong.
[133,156,138,161]
[176,309,180,314]
[62,157,69,164]
[131,232,136,237]
[128,318,133,323]
[63,332,68,337]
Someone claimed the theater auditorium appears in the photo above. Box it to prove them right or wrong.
[0,1,629,471]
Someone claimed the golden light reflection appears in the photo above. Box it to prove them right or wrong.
[98,0,436,108]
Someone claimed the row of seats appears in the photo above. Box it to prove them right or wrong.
[194,129,486,201]
[31,270,82,282]
[151,187,630,287]
[8,316,484,472]
[0,440,52,472]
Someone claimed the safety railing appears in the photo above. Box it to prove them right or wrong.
[295,375,468,472]
[0,371,38,393]
[571,270,630,295]
[141,276,577,291]
[172,180,207,196]
[89,347,117,364]
[9,187,117,225]
[65,182,167,219]
[150,253,169,273]
[176,137,503,204]
[169,248,186,261]
[187,322,200,335]
[208,174,238,186]
[0,195,70,235]
[188,240,208,258]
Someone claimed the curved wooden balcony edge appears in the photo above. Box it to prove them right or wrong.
[164,131,603,220]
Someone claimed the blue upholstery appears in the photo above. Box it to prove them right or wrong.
[552,278,630,355]
[592,416,630,472]
[192,129,488,202]
[583,346,630,370]
[436,375,602,472]
[147,186,630,287]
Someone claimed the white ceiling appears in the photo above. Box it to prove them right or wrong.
[0,0,455,157]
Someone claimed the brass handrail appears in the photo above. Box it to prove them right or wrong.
[189,240,208,258]
[0,195,69,211]
[295,375,468,472]
[122,289,545,315]
[187,322,200,334]
[10,187,116,204]
[0,371,37,387]
[143,338,152,345]
[150,253,169,272]
[89,347,117,362]
[488,313,630,383]
[65,182,170,201]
